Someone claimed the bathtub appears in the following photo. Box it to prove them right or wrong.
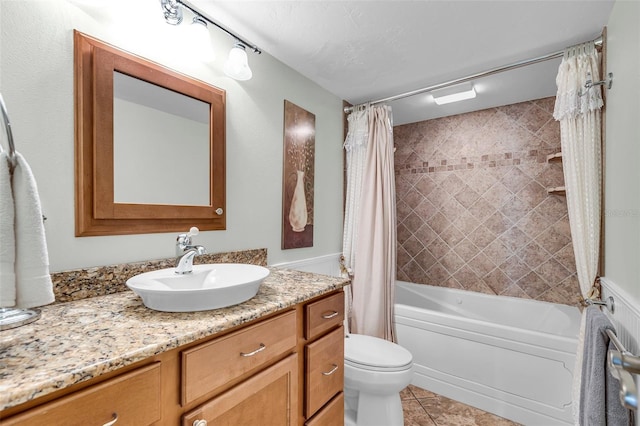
[394,281,581,425]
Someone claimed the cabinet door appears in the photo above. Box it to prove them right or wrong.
[305,392,344,426]
[182,354,298,426]
[305,326,344,418]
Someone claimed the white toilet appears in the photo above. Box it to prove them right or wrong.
[343,333,414,426]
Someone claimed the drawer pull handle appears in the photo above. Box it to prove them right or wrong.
[103,413,118,426]
[240,343,266,357]
[193,420,208,426]
[322,364,339,376]
[322,311,339,319]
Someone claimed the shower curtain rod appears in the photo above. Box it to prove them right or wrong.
[344,35,603,113]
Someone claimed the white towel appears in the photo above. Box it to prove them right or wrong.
[12,152,54,308]
[0,152,16,306]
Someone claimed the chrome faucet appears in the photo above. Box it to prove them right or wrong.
[175,227,206,274]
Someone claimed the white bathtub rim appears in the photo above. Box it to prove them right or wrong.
[395,280,581,340]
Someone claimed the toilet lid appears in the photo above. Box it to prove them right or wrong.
[344,334,413,371]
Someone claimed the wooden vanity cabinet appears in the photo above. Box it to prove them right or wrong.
[1,290,345,426]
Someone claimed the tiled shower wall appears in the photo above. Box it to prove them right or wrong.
[394,97,581,306]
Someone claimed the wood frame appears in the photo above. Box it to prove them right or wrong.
[281,100,315,249]
[74,30,226,236]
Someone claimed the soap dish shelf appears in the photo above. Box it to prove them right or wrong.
[547,152,563,163]
[547,186,566,195]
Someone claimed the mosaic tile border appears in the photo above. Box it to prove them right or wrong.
[395,149,556,176]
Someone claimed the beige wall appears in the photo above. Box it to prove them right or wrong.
[0,1,345,271]
[603,0,640,306]
[394,97,581,306]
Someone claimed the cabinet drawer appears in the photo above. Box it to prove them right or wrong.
[182,354,298,426]
[305,392,344,426]
[305,326,344,418]
[305,291,344,340]
[2,363,161,426]
[182,310,296,405]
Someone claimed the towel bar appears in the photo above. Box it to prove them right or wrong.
[607,329,640,374]
[606,329,639,411]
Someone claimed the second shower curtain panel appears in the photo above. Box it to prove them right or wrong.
[342,104,397,341]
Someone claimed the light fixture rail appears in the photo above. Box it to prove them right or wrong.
[344,35,604,113]
[161,0,261,54]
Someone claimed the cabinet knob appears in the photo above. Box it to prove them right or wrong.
[193,420,208,426]
[215,208,224,215]
[102,413,118,426]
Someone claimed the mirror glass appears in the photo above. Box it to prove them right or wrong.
[113,71,210,206]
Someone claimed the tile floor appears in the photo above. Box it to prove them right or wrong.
[401,385,521,426]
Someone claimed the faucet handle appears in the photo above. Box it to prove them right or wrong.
[177,227,200,252]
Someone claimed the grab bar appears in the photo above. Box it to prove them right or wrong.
[606,328,639,411]
[0,93,17,170]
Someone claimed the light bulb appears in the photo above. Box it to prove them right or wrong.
[186,16,215,61]
[224,44,252,81]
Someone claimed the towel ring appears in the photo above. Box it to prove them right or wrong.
[0,92,43,330]
[0,93,17,170]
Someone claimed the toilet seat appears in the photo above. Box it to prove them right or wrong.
[344,334,413,372]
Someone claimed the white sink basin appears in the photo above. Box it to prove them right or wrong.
[126,263,270,312]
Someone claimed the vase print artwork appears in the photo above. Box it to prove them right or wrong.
[282,100,314,249]
[289,170,307,232]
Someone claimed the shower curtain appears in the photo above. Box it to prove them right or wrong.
[553,41,603,301]
[342,104,397,341]
[553,41,604,426]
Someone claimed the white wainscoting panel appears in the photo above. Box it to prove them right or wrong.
[600,277,640,426]
[601,277,640,355]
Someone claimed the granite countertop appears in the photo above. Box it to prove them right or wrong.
[0,268,348,411]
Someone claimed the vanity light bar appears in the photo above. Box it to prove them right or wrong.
[160,0,262,55]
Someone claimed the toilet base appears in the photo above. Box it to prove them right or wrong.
[344,388,404,426]
[344,408,357,426]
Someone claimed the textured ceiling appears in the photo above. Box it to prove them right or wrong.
[192,0,615,124]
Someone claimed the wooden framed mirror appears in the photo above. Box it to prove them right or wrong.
[74,31,226,236]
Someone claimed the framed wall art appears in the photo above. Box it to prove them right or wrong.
[282,100,315,249]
